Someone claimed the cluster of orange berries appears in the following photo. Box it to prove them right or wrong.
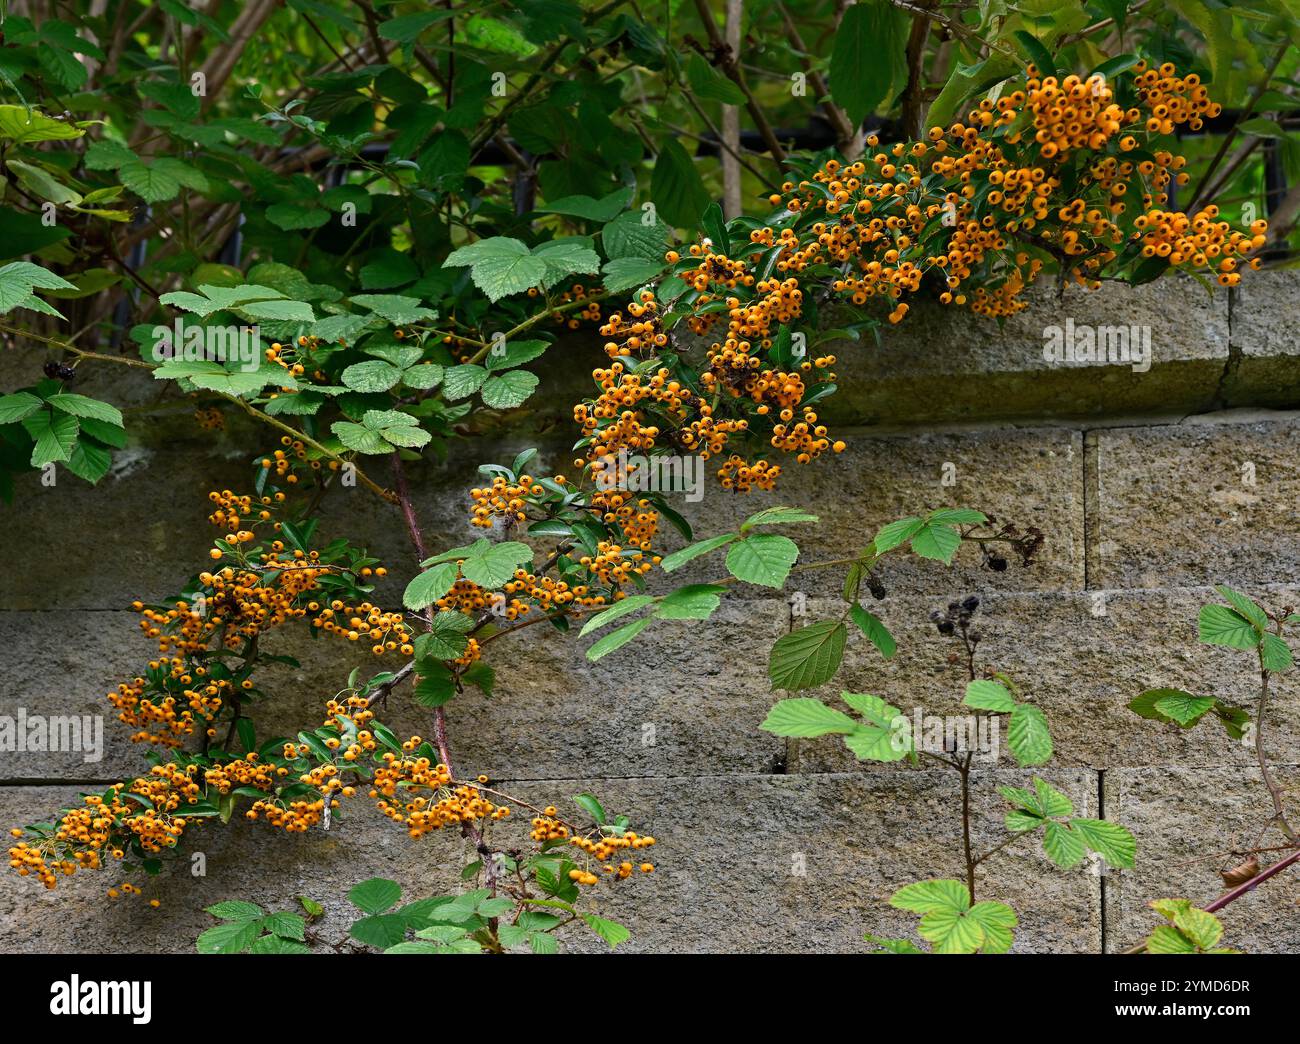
[470,474,536,528]
[599,295,669,359]
[1135,208,1266,286]
[535,283,603,328]
[567,829,656,885]
[107,665,232,747]
[369,756,509,838]
[9,764,203,888]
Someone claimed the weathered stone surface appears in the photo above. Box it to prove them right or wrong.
[0,603,788,782]
[1104,765,1300,954]
[1223,272,1300,409]
[1087,415,1300,590]
[0,772,1100,954]
[786,589,1300,774]
[824,277,1229,426]
[662,425,1084,596]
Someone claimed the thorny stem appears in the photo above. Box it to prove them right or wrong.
[1254,624,1297,845]
[388,451,499,901]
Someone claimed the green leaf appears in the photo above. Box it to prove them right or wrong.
[910,521,962,564]
[0,391,43,423]
[442,364,489,400]
[863,933,925,954]
[1008,703,1053,766]
[963,680,1016,713]
[444,237,548,302]
[650,138,711,230]
[413,664,457,706]
[1146,924,1198,954]
[830,1,907,124]
[685,52,745,105]
[205,900,265,921]
[741,506,819,531]
[480,370,539,409]
[25,409,79,466]
[485,339,549,372]
[601,256,667,293]
[1173,906,1224,951]
[1261,633,1293,673]
[1070,818,1136,869]
[1198,604,1261,650]
[725,533,799,588]
[841,692,911,761]
[332,421,392,455]
[659,534,736,573]
[119,159,181,202]
[572,793,606,825]
[656,583,725,621]
[890,879,968,914]
[350,294,436,325]
[872,516,923,553]
[458,540,532,588]
[342,359,404,393]
[582,914,630,949]
[196,920,262,954]
[1032,777,1074,818]
[349,877,402,914]
[1214,585,1268,630]
[1152,691,1217,726]
[1042,821,1087,868]
[586,616,654,662]
[0,105,84,144]
[579,595,656,636]
[262,912,307,941]
[403,561,459,611]
[44,393,122,426]
[538,187,634,222]
[759,698,857,738]
[351,913,410,949]
[849,604,896,659]
[602,209,670,262]
[0,261,77,312]
[532,238,601,286]
[65,440,111,483]
[1013,29,1057,77]
[768,620,846,691]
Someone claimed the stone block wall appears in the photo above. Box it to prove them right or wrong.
[0,275,1297,953]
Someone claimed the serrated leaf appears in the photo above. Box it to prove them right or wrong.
[759,697,857,738]
[725,533,799,588]
[656,583,724,621]
[841,692,911,761]
[1008,703,1052,766]
[1070,818,1136,869]
[349,878,402,914]
[1042,821,1087,868]
[579,595,656,636]
[1198,604,1261,650]
[1152,691,1217,726]
[586,616,654,662]
[659,533,736,573]
[403,562,459,611]
[964,679,1016,713]
[768,620,846,691]
[480,370,539,409]
[849,604,896,659]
